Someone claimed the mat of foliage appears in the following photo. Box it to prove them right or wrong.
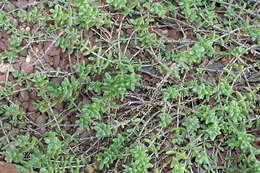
[0,0,259,172]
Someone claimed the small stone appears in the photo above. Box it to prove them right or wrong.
[8,75,15,82]
[27,5,33,12]
[36,113,47,125]
[85,166,94,173]
[25,26,30,32]
[0,63,14,73]
[207,62,223,78]
[19,48,28,57]
[13,63,20,71]
[19,26,24,31]
[21,62,33,74]
[168,30,179,40]
[7,144,16,151]
[69,142,77,147]
[25,55,31,63]
[45,41,60,56]
[142,66,153,74]
[28,101,35,112]
[0,63,7,73]
[250,13,256,20]
[0,41,8,51]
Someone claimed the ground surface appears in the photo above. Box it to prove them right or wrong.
[0,0,259,172]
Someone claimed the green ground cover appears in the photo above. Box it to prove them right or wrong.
[0,0,259,172]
